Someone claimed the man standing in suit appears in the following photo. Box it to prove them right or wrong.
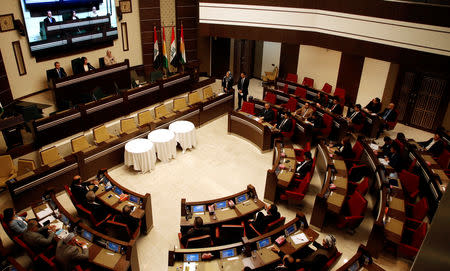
[296,152,313,178]
[44,11,56,25]
[237,72,249,109]
[419,133,445,157]
[56,233,89,271]
[50,62,67,80]
[258,103,275,123]
[377,103,398,138]
[294,102,314,119]
[222,71,233,93]
[328,98,343,115]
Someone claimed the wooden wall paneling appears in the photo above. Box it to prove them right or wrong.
[336,53,364,106]
[200,0,450,27]
[279,43,300,80]
[139,0,161,73]
[176,0,199,62]
[0,50,14,106]
[211,37,230,78]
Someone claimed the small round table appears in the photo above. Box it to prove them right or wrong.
[148,129,177,162]
[169,121,197,153]
[124,138,156,173]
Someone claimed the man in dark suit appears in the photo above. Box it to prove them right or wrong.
[49,61,67,80]
[85,191,108,221]
[386,144,402,172]
[252,204,280,233]
[222,71,233,93]
[22,220,54,253]
[70,175,89,205]
[346,104,363,126]
[364,98,381,114]
[44,11,57,24]
[296,152,313,179]
[419,133,445,157]
[377,136,394,157]
[258,103,275,123]
[377,103,398,138]
[272,112,293,139]
[237,72,249,109]
[328,98,343,115]
[115,205,140,234]
[56,233,89,271]
[180,217,210,247]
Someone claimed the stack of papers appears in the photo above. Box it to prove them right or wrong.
[35,204,53,220]
[369,143,380,151]
[291,232,309,245]
[183,262,197,271]
[39,215,56,227]
[378,158,389,166]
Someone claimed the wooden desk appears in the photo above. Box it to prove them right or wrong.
[228,111,273,152]
[180,185,264,230]
[336,244,385,271]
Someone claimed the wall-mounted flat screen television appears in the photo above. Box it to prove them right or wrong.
[20,0,118,58]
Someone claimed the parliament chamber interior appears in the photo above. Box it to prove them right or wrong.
[0,0,449,270]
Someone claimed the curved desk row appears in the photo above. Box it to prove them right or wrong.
[275,78,339,102]
[180,185,264,230]
[336,244,385,271]
[49,191,137,271]
[227,111,273,152]
[310,143,349,230]
[8,92,234,210]
[169,212,317,270]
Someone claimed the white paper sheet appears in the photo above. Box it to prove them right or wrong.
[291,232,309,245]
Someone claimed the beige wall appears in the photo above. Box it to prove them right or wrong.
[297,45,341,91]
[0,0,142,99]
[261,41,281,78]
[356,57,391,106]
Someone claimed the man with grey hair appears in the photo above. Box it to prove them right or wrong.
[222,71,233,93]
[55,233,89,271]
[85,191,109,221]
[104,50,117,66]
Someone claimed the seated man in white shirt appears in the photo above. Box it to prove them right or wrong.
[419,133,445,157]
[103,50,117,66]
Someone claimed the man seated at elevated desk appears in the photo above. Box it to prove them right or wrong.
[180,217,210,247]
[294,102,314,119]
[271,234,337,271]
[257,103,275,123]
[44,11,57,24]
[104,50,117,66]
[49,61,67,80]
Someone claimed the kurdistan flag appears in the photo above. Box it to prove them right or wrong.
[169,26,176,67]
[180,24,186,64]
[162,27,168,69]
[153,26,160,69]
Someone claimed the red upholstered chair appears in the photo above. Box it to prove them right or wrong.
[279,174,311,205]
[320,114,333,138]
[408,158,417,172]
[292,158,316,187]
[344,141,364,165]
[286,73,298,83]
[248,217,285,237]
[337,191,367,229]
[281,97,297,112]
[387,109,400,130]
[322,83,332,93]
[406,197,428,221]
[271,108,278,125]
[399,170,420,200]
[348,164,369,182]
[349,177,369,196]
[264,92,277,104]
[215,222,246,245]
[334,88,346,105]
[352,111,365,133]
[324,251,342,271]
[395,139,405,153]
[178,234,213,248]
[437,149,450,169]
[38,254,58,271]
[75,204,111,228]
[282,118,296,139]
[302,77,314,88]
[279,84,289,94]
[294,142,311,162]
[106,215,141,241]
[64,185,79,206]
[294,87,307,99]
[398,222,427,259]
[240,102,255,115]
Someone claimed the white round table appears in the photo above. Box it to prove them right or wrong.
[124,139,156,173]
[148,129,177,162]
[169,121,197,153]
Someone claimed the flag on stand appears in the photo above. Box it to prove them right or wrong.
[153,26,160,69]
[180,24,186,64]
[169,26,177,67]
[161,27,168,69]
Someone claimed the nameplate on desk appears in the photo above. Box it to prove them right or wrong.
[230,115,263,134]
[86,98,123,114]
[55,64,128,88]
[203,95,232,110]
[163,75,190,88]
[128,86,159,100]
[36,112,81,131]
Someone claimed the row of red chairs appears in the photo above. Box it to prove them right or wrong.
[284,74,346,104]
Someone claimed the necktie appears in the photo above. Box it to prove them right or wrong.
[332,105,336,111]
[302,109,308,117]
[383,109,391,120]
[57,69,61,78]
[350,111,358,120]
[280,119,287,129]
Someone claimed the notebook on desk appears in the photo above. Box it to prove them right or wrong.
[93,248,121,269]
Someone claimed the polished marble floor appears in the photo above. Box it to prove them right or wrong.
[0,78,431,270]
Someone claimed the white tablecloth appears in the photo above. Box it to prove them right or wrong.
[169,121,197,152]
[124,139,156,173]
[148,129,177,162]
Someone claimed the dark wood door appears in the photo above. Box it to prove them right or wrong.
[211,37,230,78]
[395,70,449,131]
[233,39,254,81]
